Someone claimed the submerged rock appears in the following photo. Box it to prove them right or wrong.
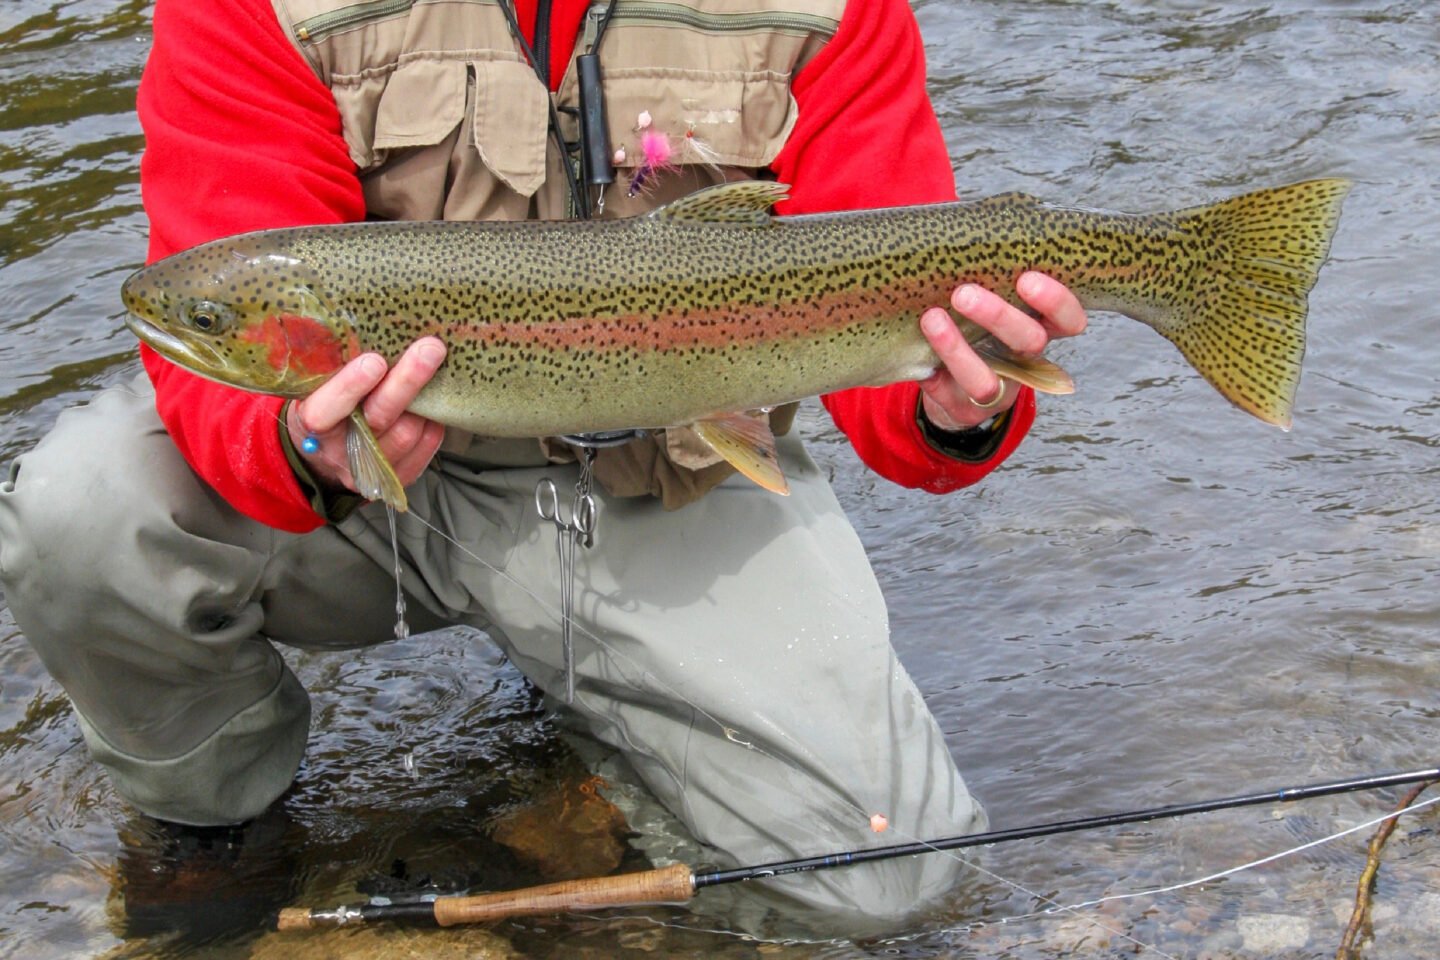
[248,924,515,960]
[1415,892,1440,934]
[491,775,631,881]
[1236,912,1310,953]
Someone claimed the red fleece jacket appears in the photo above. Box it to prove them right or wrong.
[136,0,1035,532]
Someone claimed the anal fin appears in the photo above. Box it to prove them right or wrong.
[972,339,1076,395]
[691,413,789,495]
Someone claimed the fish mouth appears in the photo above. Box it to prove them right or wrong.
[124,313,232,382]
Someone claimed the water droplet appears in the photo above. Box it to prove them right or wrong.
[386,504,410,639]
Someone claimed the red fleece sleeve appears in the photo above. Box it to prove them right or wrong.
[770,0,1035,492]
[137,0,364,532]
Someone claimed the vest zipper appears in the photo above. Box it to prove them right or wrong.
[610,2,838,37]
[293,0,424,43]
[534,0,553,87]
[294,0,837,46]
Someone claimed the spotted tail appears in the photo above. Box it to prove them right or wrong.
[1143,178,1351,429]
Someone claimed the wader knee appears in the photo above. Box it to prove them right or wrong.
[0,381,311,824]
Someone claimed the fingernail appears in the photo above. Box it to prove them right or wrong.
[921,311,949,337]
[415,339,446,367]
[1017,272,1042,298]
[952,285,979,311]
[359,354,386,379]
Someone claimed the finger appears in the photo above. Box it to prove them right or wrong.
[951,284,1048,356]
[1017,271,1088,339]
[919,376,1014,431]
[362,337,446,434]
[284,399,355,490]
[287,353,386,491]
[921,307,1003,404]
[919,378,970,431]
[377,411,427,457]
[387,417,447,484]
[294,353,388,434]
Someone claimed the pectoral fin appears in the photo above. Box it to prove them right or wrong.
[345,410,408,511]
[691,413,789,495]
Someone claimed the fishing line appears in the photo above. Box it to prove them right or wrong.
[884,792,1440,954]
[839,773,1440,953]
[279,417,1415,958]
[402,497,982,832]
[879,840,1172,957]
[263,411,791,766]
[1030,792,1440,918]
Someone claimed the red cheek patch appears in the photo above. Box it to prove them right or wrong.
[279,314,348,375]
[242,315,353,376]
[241,315,290,371]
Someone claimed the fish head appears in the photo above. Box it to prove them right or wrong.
[122,232,360,397]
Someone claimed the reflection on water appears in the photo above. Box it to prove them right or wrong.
[1,0,1437,957]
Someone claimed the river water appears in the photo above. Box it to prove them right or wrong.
[1,1,1436,958]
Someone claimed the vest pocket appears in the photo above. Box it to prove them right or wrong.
[601,69,798,172]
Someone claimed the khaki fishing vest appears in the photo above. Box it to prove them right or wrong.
[269,0,845,508]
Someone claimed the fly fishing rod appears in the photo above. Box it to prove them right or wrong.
[276,765,1438,930]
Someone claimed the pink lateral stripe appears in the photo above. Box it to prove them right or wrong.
[428,282,938,353]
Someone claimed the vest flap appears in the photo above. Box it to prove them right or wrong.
[472,59,550,199]
[373,58,468,151]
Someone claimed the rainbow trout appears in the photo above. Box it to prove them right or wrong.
[123,179,1349,509]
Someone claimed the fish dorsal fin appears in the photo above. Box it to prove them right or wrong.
[691,413,790,495]
[652,181,791,225]
[346,410,408,511]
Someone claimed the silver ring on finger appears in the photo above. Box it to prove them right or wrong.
[970,379,1008,410]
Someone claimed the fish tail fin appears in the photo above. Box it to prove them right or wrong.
[346,410,409,511]
[1153,178,1351,429]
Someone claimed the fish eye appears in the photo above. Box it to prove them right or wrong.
[185,300,229,333]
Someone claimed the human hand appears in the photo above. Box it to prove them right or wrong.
[918,271,1088,430]
[285,337,448,495]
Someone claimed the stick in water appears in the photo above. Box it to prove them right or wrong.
[1336,778,1435,959]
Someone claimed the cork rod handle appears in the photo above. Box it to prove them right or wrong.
[434,863,696,926]
[275,907,315,931]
